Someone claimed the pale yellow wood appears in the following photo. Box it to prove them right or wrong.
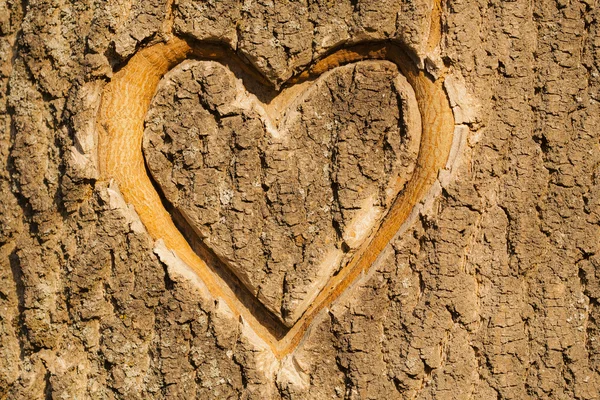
[97,38,454,358]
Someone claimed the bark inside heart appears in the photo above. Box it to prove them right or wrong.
[143,59,421,326]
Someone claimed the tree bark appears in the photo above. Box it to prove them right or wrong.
[1,0,599,399]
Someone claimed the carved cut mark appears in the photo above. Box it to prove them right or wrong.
[143,60,421,326]
[97,39,455,358]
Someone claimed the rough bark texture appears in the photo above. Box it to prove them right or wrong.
[0,0,599,399]
[143,59,419,326]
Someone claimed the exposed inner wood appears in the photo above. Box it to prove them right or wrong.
[97,38,454,358]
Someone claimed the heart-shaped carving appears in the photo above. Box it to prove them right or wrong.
[97,38,454,357]
[143,60,421,326]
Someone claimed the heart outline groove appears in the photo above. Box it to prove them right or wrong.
[97,37,455,359]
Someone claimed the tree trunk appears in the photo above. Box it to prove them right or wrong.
[1,0,599,398]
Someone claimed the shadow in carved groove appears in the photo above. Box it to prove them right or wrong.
[98,37,455,358]
[146,163,290,340]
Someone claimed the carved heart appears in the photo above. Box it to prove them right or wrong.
[143,60,421,326]
[98,38,454,356]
